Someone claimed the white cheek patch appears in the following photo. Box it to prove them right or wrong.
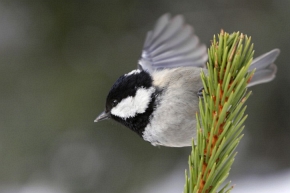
[125,69,141,76]
[111,87,155,119]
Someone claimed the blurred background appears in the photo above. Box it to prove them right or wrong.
[0,0,289,193]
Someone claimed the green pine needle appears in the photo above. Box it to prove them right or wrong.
[183,31,254,193]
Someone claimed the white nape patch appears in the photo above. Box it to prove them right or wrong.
[111,87,155,119]
[125,69,141,76]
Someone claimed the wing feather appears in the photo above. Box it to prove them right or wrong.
[139,14,208,73]
[139,14,280,87]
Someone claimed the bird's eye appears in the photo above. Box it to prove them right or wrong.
[112,99,118,107]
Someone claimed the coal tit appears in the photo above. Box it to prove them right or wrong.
[95,14,280,147]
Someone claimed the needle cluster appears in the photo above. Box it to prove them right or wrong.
[184,31,255,193]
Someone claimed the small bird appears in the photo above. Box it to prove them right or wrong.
[95,14,280,147]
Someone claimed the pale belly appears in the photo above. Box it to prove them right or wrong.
[142,67,205,147]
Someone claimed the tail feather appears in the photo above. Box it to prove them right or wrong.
[248,49,280,87]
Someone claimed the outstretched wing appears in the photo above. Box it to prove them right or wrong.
[138,14,208,73]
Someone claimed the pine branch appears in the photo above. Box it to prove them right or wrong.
[184,31,254,193]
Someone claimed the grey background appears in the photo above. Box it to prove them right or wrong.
[0,0,289,192]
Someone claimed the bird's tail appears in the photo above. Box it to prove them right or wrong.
[247,49,280,87]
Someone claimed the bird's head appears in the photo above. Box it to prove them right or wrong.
[95,69,156,134]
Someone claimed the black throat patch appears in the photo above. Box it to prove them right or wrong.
[111,89,162,136]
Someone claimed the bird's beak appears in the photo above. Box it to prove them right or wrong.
[94,111,110,122]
